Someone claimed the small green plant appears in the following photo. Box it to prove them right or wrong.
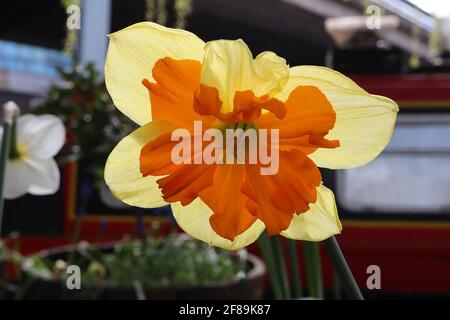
[26,234,245,290]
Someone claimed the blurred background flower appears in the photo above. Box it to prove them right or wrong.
[3,112,65,199]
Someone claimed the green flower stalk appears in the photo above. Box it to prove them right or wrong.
[0,101,20,236]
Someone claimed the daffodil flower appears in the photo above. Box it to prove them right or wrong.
[2,108,65,199]
[104,22,398,250]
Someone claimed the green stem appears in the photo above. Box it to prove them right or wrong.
[68,200,88,265]
[0,121,13,237]
[9,122,20,160]
[257,232,283,300]
[133,279,146,300]
[332,267,343,300]
[287,240,303,298]
[303,241,324,299]
[68,212,86,265]
[324,236,364,300]
[270,236,291,299]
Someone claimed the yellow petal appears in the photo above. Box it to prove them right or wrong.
[104,120,175,208]
[280,184,341,241]
[105,22,205,125]
[171,198,265,250]
[254,51,290,96]
[277,66,398,169]
[200,40,289,113]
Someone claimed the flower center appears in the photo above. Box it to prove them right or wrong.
[222,121,257,163]
[194,85,286,125]
[227,120,255,132]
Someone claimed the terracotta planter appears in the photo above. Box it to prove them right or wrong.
[20,242,266,300]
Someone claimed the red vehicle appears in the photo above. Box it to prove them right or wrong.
[5,73,450,298]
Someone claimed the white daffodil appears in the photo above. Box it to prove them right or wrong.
[1,105,65,199]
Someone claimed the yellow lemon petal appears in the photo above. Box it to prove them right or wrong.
[277,66,398,169]
[171,198,265,250]
[280,184,341,241]
[105,22,205,125]
[200,39,289,113]
[254,51,290,96]
[104,120,176,208]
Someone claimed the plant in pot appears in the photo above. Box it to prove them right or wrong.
[17,234,266,300]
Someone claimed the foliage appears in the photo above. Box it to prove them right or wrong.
[26,235,245,290]
[33,63,135,180]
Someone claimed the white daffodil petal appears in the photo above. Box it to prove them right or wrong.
[26,158,60,195]
[280,184,342,241]
[105,22,205,125]
[171,198,265,250]
[4,160,31,199]
[4,158,60,199]
[16,114,65,160]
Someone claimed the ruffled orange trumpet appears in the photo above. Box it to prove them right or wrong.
[104,22,398,250]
